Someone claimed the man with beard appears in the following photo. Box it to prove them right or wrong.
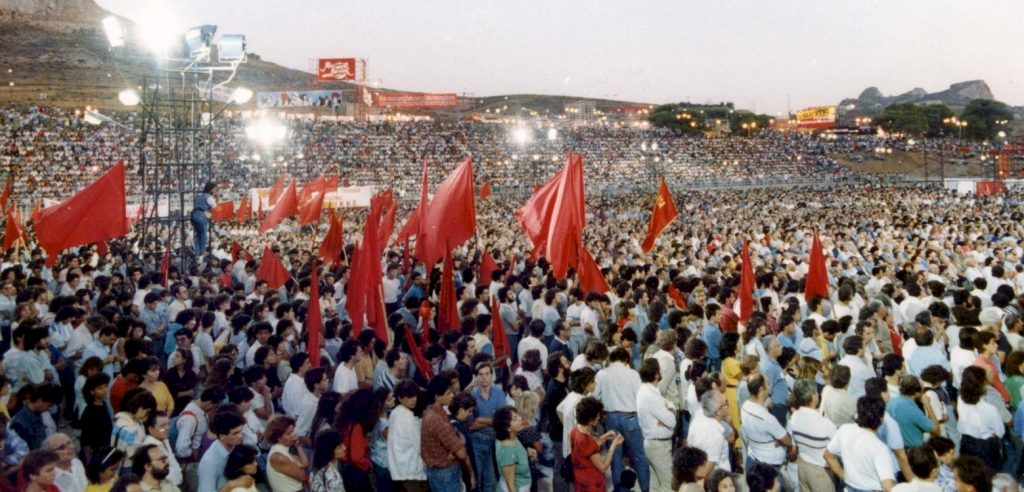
[133,444,179,492]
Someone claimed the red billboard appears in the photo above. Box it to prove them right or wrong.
[317,58,356,81]
[795,106,837,129]
[374,92,458,109]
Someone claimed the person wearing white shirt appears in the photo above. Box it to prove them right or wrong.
[890,447,944,492]
[387,380,428,485]
[556,368,596,457]
[838,335,875,398]
[517,325,548,372]
[687,390,731,472]
[281,354,312,418]
[43,433,88,492]
[652,331,683,410]
[636,360,675,492]
[740,375,794,477]
[382,266,401,313]
[957,366,1006,471]
[824,396,897,492]
[294,368,328,443]
[332,340,361,396]
[949,327,978,390]
[143,413,183,487]
[578,295,602,353]
[592,348,648,492]
[244,323,273,368]
[787,380,837,492]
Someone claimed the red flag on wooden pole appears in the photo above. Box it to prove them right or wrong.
[418,158,476,270]
[804,230,829,301]
[739,239,755,324]
[491,295,510,360]
[36,160,127,266]
[641,177,679,253]
[256,247,291,289]
[259,182,298,233]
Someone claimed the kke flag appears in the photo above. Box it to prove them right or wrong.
[298,177,328,226]
[256,247,291,289]
[36,160,127,265]
[804,230,829,301]
[236,196,251,222]
[2,209,24,251]
[418,158,476,270]
[478,251,499,287]
[259,182,298,233]
[641,177,678,253]
[739,239,755,324]
[211,201,234,222]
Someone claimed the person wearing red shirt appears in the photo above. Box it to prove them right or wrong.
[570,397,623,492]
[337,389,381,490]
[109,358,148,413]
[973,331,1010,403]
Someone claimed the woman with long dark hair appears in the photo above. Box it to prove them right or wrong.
[335,389,379,490]
[309,392,342,450]
[162,348,198,417]
[310,430,346,492]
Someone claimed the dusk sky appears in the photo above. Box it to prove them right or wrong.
[96,0,1024,114]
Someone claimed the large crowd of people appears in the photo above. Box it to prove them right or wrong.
[0,101,1021,492]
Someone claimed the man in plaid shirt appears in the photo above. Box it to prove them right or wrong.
[421,376,475,492]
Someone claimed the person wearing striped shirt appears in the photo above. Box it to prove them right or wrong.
[787,380,837,492]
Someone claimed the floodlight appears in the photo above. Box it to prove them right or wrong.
[102,16,125,48]
[184,25,217,60]
[230,87,253,104]
[218,34,247,62]
[547,128,558,141]
[512,127,531,145]
[118,89,140,106]
[245,118,287,146]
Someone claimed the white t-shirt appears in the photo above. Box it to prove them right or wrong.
[556,392,584,456]
[826,424,896,491]
[333,363,358,395]
[787,407,837,467]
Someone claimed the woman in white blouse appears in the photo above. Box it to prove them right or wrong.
[957,366,1006,472]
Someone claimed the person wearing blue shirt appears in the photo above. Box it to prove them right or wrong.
[886,376,937,448]
[759,335,788,425]
[702,304,723,371]
[468,362,506,492]
[197,411,245,492]
[776,313,801,351]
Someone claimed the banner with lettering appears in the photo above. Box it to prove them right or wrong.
[317,58,356,81]
[374,92,458,109]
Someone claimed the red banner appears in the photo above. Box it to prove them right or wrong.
[976,181,1005,196]
[374,92,458,109]
[317,58,356,82]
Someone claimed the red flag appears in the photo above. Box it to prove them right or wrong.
[257,198,264,218]
[231,241,241,264]
[437,242,459,333]
[160,240,171,287]
[504,254,517,285]
[480,181,491,200]
[236,196,251,222]
[407,160,430,256]
[479,251,499,287]
[577,242,610,295]
[667,284,686,310]
[404,328,434,379]
[96,240,109,258]
[377,192,397,247]
[0,177,12,212]
[31,202,41,224]
[307,265,323,367]
[318,209,344,266]
[739,239,755,324]
[211,201,234,222]
[268,176,287,204]
[298,177,328,226]
[418,158,476,270]
[641,177,679,253]
[2,209,23,251]
[347,241,368,339]
[259,182,298,233]
[395,207,420,245]
[804,231,829,301]
[516,154,585,278]
[256,247,291,289]
[323,175,339,193]
[348,194,389,343]
[491,295,510,360]
[401,239,411,274]
[36,160,127,265]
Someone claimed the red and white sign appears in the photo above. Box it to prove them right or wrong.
[317,58,356,81]
[374,92,458,109]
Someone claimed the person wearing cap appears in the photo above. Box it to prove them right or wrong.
[191,181,217,258]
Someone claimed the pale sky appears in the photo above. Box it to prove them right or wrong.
[96,0,1024,115]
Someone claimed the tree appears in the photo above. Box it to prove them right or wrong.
[875,103,927,137]
[960,99,1014,141]
[920,104,955,138]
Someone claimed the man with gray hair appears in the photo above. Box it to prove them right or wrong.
[685,389,731,471]
[759,335,788,424]
[43,432,87,492]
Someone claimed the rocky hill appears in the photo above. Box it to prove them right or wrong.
[838,80,995,114]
